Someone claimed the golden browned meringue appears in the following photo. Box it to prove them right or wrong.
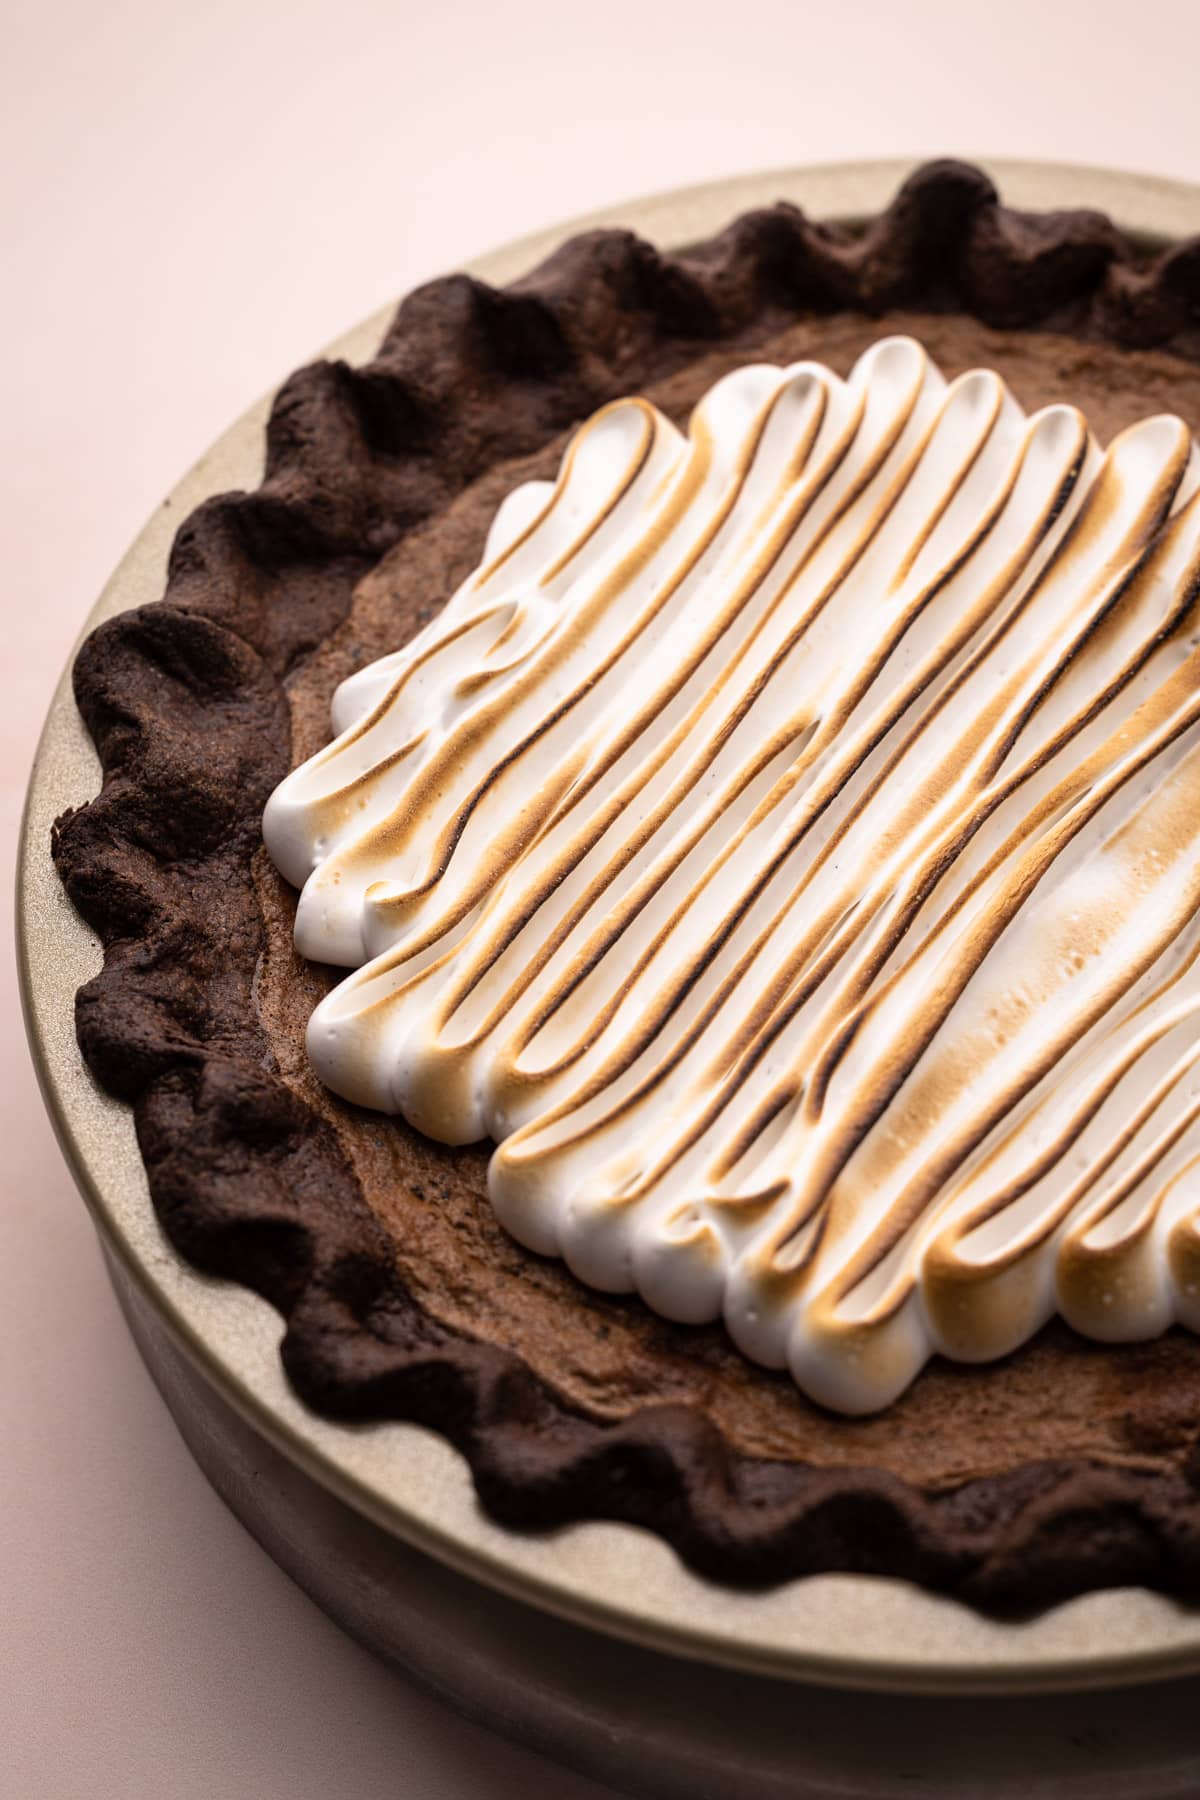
[263,336,1200,1412]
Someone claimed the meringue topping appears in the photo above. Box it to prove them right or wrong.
[263,337,1200,1413]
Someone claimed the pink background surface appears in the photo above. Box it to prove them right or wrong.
[5,4,1199,1795]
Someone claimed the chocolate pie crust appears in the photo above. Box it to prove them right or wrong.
[52,161,1200,1611]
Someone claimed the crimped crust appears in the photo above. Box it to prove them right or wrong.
[52,161,1200,1609]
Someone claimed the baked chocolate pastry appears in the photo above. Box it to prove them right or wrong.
[52,160,1200,1611]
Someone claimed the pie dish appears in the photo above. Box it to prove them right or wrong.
[47,158,1200,1614]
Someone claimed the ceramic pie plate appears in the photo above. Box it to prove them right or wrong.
[19,161,1200,1738]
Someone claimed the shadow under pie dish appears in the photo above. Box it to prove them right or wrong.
[48,158,1200,1615]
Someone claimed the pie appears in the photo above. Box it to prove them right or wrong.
[53,160,1200,1609]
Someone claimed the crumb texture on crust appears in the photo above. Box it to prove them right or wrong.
[51,161,1200,1608]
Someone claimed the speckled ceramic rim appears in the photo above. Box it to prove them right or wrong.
[19,158,1200,1696]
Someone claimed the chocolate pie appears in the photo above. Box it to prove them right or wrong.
[53,161,1200,1610]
